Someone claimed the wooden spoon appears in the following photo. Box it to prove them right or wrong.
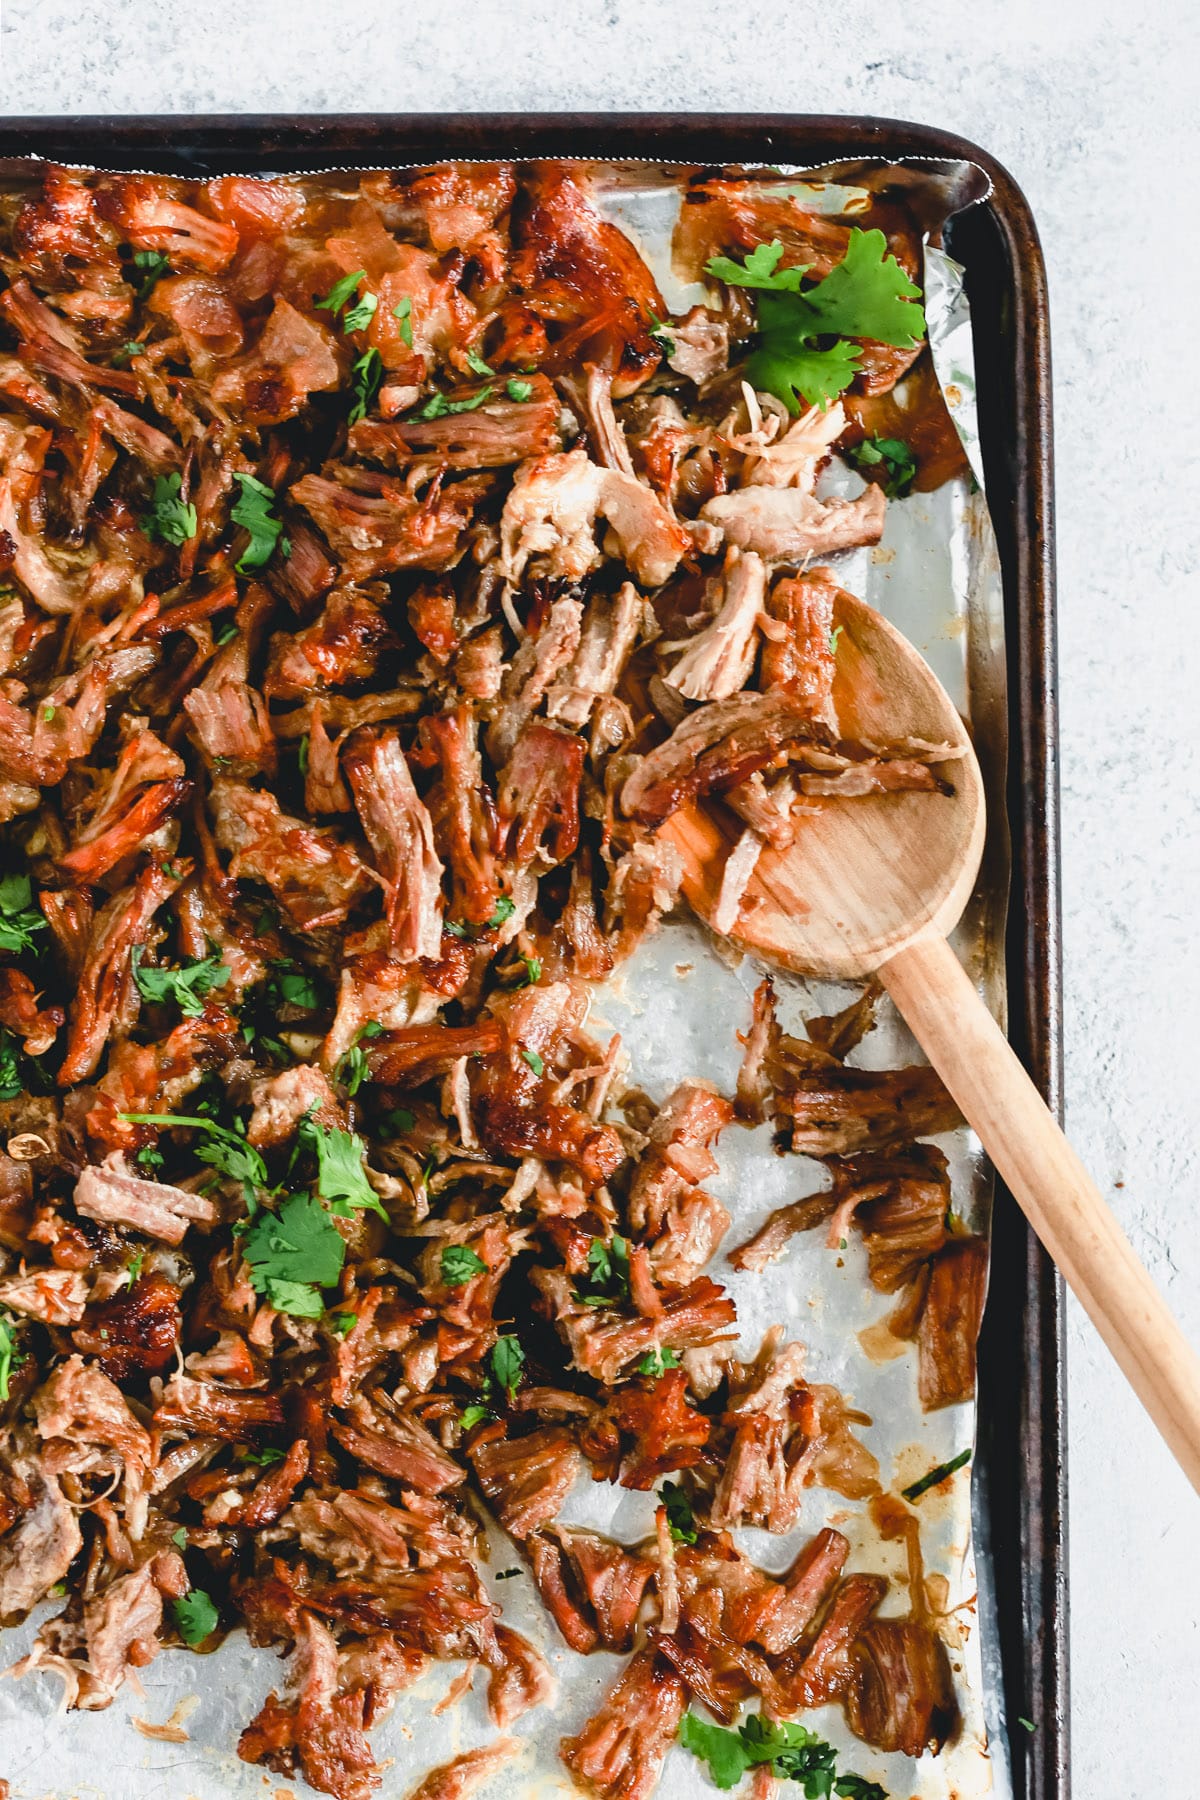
[662,587,1200,1493]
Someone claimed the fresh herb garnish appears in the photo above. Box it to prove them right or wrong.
[846,434,918,499]
[576,1234,630,1306]
[0,872,46,955]
[317,269,368,318]
[489,1334,525,1401]
[1017,1716,1037,1734]
[440,1244,488,1288]
[132,947,230,1018]
[505,378,533,402]
[637,1347,681,1378]
[901,1446,971,1502]
[171,1526,188,1550]
[342,289,378,333]
[126,1250,145,1283]
[466,348,494,376]
[393,295,413,346]
[520,1048,545,1078]
[679,1711,888,1797]
[131,249,170,298]
[348,348,383,424]
[443,894,516,942]
[0,1313,25,1401]
[231,472,287,572]
[648,310,676,353]
[237,1444,286,1467]
[380,1106,415,1140]
[134,1142,164,1173]
[172,1587,219,1646]
[515,953,541,987]
[141,472,197,547]
[113,339,146,365]
[706,228,925,412]
[329,1311,357,1338]
[121,1111,270,1197]
[415,385,494,421]
[264,959,325,1011]
[334,1020,382,1097]
[460,1402,491,1431]
[828,625,844,655]
[242,1190,346,1316]
[0,1037,20,1103]
[296,1114,387,1221]
[660,1479,697,1545]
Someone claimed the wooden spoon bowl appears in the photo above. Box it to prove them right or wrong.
[660,590,985,977]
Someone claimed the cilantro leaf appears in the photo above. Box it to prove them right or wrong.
[342,290,378,334]
[297,1115,387,1220]
[835,1779,888,1800]
[237,1445,286,1467]
[141,472,197,547]
[348,348,383,424]
[637,1347,681,1378]
[516,953,541,987]
[393,295,413,346]
[264,959,326,1012]
[460,1402,490,1431]
[707,228,925,413]
[505,378,533,402]
[793,228,924,347]
[172,1587,219,1646]
[440,1244,487,1287]
[576,1234,630,1306]
[132,249,170,298]
[132,947,230,1018]
[678,1713,751,1790]
[846,434,917,499]
[317,269,367,315]
[415,385,494,421]
[0,1037,20,1104]
[901,1446,971,1501]
[0,872,46,955]
[171,1526,188,1550]
[744,329,863,412]
[231,472,287,572]
[520,1048,545,1078]
[121,1111,270,1195]
[329,1310,357,1338]
[242,1191,346,1308]
[334,1020,382,1097]
[489,1334,525,1400]
[466,348,494,376]
[660,1479,697,1545]
[380,1106,415,1140]
[0,1313,25,1402]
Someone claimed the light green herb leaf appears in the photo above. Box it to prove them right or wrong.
[637,1347,681,1378]
[901,1446,971,1502]
[141,472,197,547]
[0,872,47,955]
[459,1402,490,1430]
[348,348,383,424]
[243,1191,346,1302]
[231,472,286,572]
[520,1048,545,1077]
[173,1587,219,1646]
[505,378,533,402]
[0,1313,24,1402]
[298,1115,387,1220]
[846,434,918,499]
[393,295,413,346]
[317,269,367,315]
[440,1244,488,1288]
[342,290,378,334]
[489,1334,525,1400]
[132,947,230,1018]
[132,249,170,298]
[660,1479,697,1545]
[466,348,494,376]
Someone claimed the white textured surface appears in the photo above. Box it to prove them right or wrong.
[1,3,1198,1794]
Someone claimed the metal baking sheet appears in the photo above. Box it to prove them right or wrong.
[0,120,1064,1800]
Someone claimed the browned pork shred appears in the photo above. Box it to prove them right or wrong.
[0,158,976,1800]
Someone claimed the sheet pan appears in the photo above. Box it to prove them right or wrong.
[0,116,1064,1800]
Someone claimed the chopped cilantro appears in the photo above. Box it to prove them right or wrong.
[171,1526,188,1550]
[121,1111,269,1196]
[901,1446,972,1502]
[132,947,230,1018]
[637,1347,681,1378]
[828,625,844,655]
[334,1020,382,1097]
[230,472,286,572]
[329,1310,357,1338]
[679,1711,888,1797]
[505,378,533,402]
[576,1234,630,1306]
[466,348,494,376]
[0,1313,25,1401]
[660,1480,697,1545]
[237,1444,286,1467]
[131,249,170,298]
[342,290,378,333]
[440,1244,488,1287]
[415,385,494,421]
[348,348,383,424]
[706,228,925,412]
[647,310,676,353]
[459,1402,491,1431]
[1017,1716,1037,1734]
[41,705,55,722]
[172,1587,219,1646]
[242,1190,346,1314]
[515,953,541,986]
[134,1143,164,1173]
[520,1048,545,1078]
[380,1106,415,1140]
[297,1115,387,1220]
[393,295,414,346]
[0,872,46,955]
[113,338,146,364]
[846,434,918,499]
[0,1037,20,1103]
[265,959,325,1012]
[489,1334,525,1401]
[126,1250,145,1283]
[141,472,197,547]
[316,269,367,316]
[488,895,516,927]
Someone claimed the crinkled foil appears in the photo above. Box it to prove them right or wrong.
[0,157,1011,1800]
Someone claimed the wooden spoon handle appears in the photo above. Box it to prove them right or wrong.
[882,928,1200,1495]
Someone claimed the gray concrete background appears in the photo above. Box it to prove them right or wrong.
[1,2,1197,1792]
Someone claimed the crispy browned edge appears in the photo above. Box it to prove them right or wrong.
[0,113,1066,1800]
